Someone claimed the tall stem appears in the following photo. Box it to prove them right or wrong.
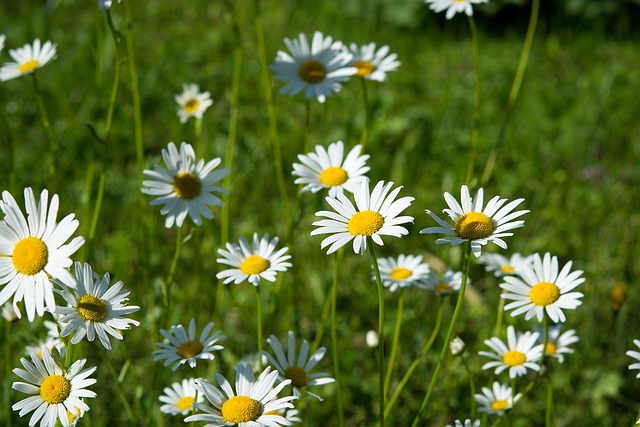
[384,290,403,398]
[163,225,183,309]
[359,78,370,151]
[368,238,386,427]
[330,251,345,426]
[465,15,481,185]
[30,73,57,179]
[255,285,264,370]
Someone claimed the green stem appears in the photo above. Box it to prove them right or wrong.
[4,319,12,427]
[465,15,481,185]
[368,238,386,427]
[330,251,345,427]
[384,289,403,398]
[194,117,203,155]
[461,353,477,419]
[163,226,183,309]
[359,77,370,151]
[255,285,264,370]
[30,73,57,179]
[545,375,554,427]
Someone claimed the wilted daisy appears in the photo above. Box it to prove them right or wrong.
[141,141,229,228]
[0,188,84,321]
[447,420,480,427]
[12,346,96,427]
[346,42,400,82]
[154,318,224,371]
[159,378,204,416]
[376,254,431,292]
[262,331,334,400]
[416,269,465,295]
[627,339,640,378]
[500,252,585,323]
[292,140,370,197]
[55,262,140,350]
[184,363,297,426]
[479,252,533,277]
[534,324,579,364]
[479,325,543,379]
[175,83,214,124]
[421,185,528,257]
[216,233,292,286]
[0,38,57,82]
[270,31,357,103]
[311,180,414,255]
[425,0,488,20]
[474,381,521,415]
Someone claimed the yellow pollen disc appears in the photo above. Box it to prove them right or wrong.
[183,99,200,114]
[240,255,270,275]
[18,59,39,74]
[177,340,204,359]
[298,60,326,84]
[546,342,557,355]
[12,236,49,276]
[502,350,526,366]
[319,166,348,187]
[177,396,195,411]
[221,395,261,423]
[491,399,510,412]
[285,366,308,387]
[529,281,560,306]
[40,374,71,405]
[500,265,515,274]
[172,172,201,200]
[347,210,384,237]
[435,283,453,293]
[454,211,495,240]
[354,60,376,77]
[77,294,108,322]
[390,267,412,281]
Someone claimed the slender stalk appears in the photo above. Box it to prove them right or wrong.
[359,78,370,151]
[465,15,481,185]
[4,319,12,427]
[255,285,264,370]
[461,353,477,418]
[30,73,57,179]
[163,225,183,309]
[368,238,386,427]
[194,117,203,155]
[545,376,554,427]
[330,251,345,427]
[494,290,506,336]
[384,289,403,398]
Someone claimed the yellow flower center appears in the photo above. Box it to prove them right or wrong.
[319,166,348,187]
[40,374,71,405]
[500,265,515,274]
[298,60,326,84]
[18,59,40,74]
[529,281,560,306]
[172,172,201,200]
[12,236,49,276]
[491,399,510,412]
[240,255,270,275]
[435,283,453,293]
[221,395,262,423]
[390,267,412,281]
[454,211,495,240]
[354,60,376,77]
[502,350,526,366]
[546,342,557,355]
[285,366,308,387]
[177,396,195,411]
[177,340,204,359]
[183,99,200,114]
[347,210,384,236]
[77,294,108,322]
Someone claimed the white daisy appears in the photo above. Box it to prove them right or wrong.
[425,0,488,20]
[474,381,521,415]
[420,185,528,257]
[175,83,214,124]
[446,420,480,427]
[500,252,585,323]
[270,31,357,103]
[478,252,533,277]
[376,254,431,292]
[55,262,140,350]
[216,233,292,287]
[25,317,64,357]
[479,325,543,379]
[12,346,96,427]
[311,179,414,255]
[0,38,57,82]
[184,363,297,427]
[346,42,400,82]
[627,339,640,379]
[159,378,204,416]
[292,140,370,198]
[141,141,230,228]
[416,269,465,295]
[534,324,579,364]
[0,188,84,321]
[153,318,225,371]
[262,331,335,401]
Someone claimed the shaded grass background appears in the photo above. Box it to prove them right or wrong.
[1,0,640,425]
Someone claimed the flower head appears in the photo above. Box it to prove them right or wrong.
[416,269,465,295]
[376,254,431,292]
[534,324,579,364]
[175,83,214,124]
[627,339,640,379]
[474,381,521,415]
[346,42,400,82]
[479,325,543,379]
[425,0,488,19]
[154,318,225,371]
[159,378,205,416]
[478,252,533,277]
[0,38,56,81]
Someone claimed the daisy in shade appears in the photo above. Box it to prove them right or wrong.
[55,262,140,350]
[311,179,414,255]
[184,363,297,427]
[270,31,357,103]
[416,269,465,295]
[500,252,585,323]
[0,38,57,82]
[292,140,370,198]
[425,0,488,20]
[0,188,84,321]
[346,42,400,82]
[262,331,334,401]
[175,83,214,124]
[376,254,431,292]
[534,324,579,364]
[627,339,640,378]
[141,141,229,228]
[216,233,291,286]
[159,378,204,416]
[479,325,543,379]
[478,252,533,277]
[12,346,96,427]
[447,420,480,427]
[153,318,224,371]
[474,381,521,415]
[420,185,528,258]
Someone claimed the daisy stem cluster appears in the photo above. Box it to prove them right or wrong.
[368,237,386,427]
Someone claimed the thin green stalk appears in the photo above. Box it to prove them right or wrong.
[520,313,549,398]
[107,359,135,422]
[5,319,12,427]
[368,238,386,427]
[30,73,57,179]
[194,117,203,155]
[494,290,506,336]
[465,15,481,185]
[359,77,370,151]
[384,289,403,398]
[163,226,183,309]
[545,376,554,427]
[461,353,477,419]
[330,251,345,427]
[255,285,264,370]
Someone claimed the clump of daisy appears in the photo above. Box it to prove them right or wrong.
[479,325,543,379]
[346,42,400,82]
[0,38,57,82]
[141,141,230,228]
[154,318,224,371]
[447,420,481,427]
[376,254,431,292]
[270,31,357,103]
[416,269,465,295]
[500,252,585,323]
[292,140,370,198]
[425,0,488,20]
[474,381,521,415]
[479,252,533,277]
[175,83,214,124]
[627,339,640,379]
[534,324,579,364]
[159,378,204,416]
[421,185,528,257]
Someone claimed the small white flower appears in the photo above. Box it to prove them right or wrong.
[375,254,431,292]
[474,381,521,415]
[425,0,488,20]
[346,42,400,82]
[478,252,533,277]
[159,378,204,416]
[0,38,57,81]
[627,339,640,379]
[175,83,214,124]
[479,325,543,379]
[416,269,465,295]
[535,324,579,364]
[98,0,121,9]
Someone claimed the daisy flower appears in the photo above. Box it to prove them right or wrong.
[292,140,370,198]
[534,324,579,364]
[474,381,521,415]
[425,0,488,20]
[376,254,431,292]
[159,378,204,416]
[416,269,465,295]
[12,346,96,427]
[55,262,140,350]
[311,180,414,255]
[478,252,533,277]
[184,363,297,426]
[447,420,480,427]
[0,188,84,321]
[175,83,214,124]
[262,331,335,400]
[420,185,528,258]
[141,141,230,228]
[153,318,224,371]
[500,252,585,323]
[479,325,543,379]
[25,318,64,357]
[627,339,640,379]
[0,38,56,82]
[216,233,292,286]
[270,31,357,103]
[346,42,400,82]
